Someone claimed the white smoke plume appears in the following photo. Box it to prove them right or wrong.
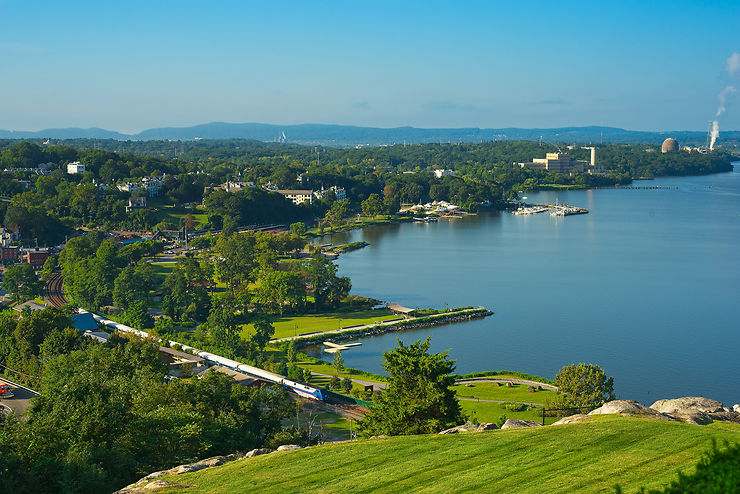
[709,52,740,150]
[710,120,719,150]
[715,85,736,118]
[725,51,740,77]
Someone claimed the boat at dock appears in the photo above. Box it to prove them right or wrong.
[513,206,549,215]
[550,205,589,216]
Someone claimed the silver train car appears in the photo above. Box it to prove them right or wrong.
[88,312,328,401]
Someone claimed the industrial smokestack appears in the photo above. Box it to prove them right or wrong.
[590,147,596,167]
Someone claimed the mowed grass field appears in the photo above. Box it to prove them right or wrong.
[243,309,400,340]
[452,381,557,404]
[159,416,740,494]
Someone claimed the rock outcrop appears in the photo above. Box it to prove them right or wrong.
[475,423,498,432]
[648,397,740,425]
[245,448,274,458]
[551,414,590,425]
[439,422,478,434]
[438,422,498,434]
[276,444,302,451]
[115,455,236,493]
[588,400,677,421]
[501,419,541,429]
[650,397,724,415]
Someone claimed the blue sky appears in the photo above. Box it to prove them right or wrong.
[1,0,739,133]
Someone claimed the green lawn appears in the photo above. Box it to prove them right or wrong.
[243,309,399,340]
[460,400,545,424]
[452,382,557,404]
[150,261,176,278]
[159,416,740,493]
[152,205,209,227]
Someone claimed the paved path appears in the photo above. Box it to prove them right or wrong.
[271,307,487,343]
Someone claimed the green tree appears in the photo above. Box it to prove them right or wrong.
[358,337,463,436]
[286,339,297,363]
[553,363,615,410]
[332,349,344,375]
[39,255,58,281]
[289,221,307,236]
[361,193,383,218]
[2,263,41,302]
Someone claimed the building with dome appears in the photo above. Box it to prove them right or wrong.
[661,138,679,153]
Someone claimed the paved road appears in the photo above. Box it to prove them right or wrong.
[0,376,40,416]
[271,307,487,343]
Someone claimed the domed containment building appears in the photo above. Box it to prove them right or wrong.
[661,138,679,153]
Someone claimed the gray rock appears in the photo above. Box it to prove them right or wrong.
[707,411,740,424]
[733,404,740,413]
[439,422,478,434]
[475,422,498,432]
[368,435,389,439]
[589,400,650,415]
[650,397,724,414]
[245,448,274,458]
[670,409,714,425]
[276,444,302,451]
[551,414,590,425]
[501,419,541,429]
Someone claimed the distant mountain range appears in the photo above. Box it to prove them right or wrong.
[1,122,738,147]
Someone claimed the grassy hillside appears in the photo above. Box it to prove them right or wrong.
[158,416,740,493]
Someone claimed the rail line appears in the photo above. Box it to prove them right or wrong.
[44,272,68,308]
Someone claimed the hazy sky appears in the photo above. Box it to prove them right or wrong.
[2,0,739,133]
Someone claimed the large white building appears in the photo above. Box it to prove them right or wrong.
[519,149,600,174]
[67,161,86,174]
[117,176,163,197]
[276,189,313,205]
[433,169,455,178]
[314,186,346,201]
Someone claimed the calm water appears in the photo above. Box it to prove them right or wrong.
[307,165,740,406]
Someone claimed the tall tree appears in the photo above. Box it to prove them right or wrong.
[358,337,463,436]
[2,263,41,302]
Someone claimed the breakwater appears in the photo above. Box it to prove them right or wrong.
[293,308,493,348]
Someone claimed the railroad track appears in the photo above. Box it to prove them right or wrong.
[44,272,68,308]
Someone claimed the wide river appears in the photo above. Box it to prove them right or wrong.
[307,164,740,406]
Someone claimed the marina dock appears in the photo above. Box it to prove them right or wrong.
[512,203,589,216]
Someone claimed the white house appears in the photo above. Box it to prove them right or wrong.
[433,169,454,178]
[67,161,86,174]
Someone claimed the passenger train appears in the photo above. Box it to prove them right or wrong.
[88,312,329,401]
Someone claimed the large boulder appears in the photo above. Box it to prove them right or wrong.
[501,419,541,429]
[439,422,478,434]
[475,422,498,432]
[650,397,724,414]
[551,414,590,425]
[276,444,302,452]
[245,448,274,458]
[733,404,740,414]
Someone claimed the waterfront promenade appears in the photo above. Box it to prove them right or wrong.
[270,306,491,344]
